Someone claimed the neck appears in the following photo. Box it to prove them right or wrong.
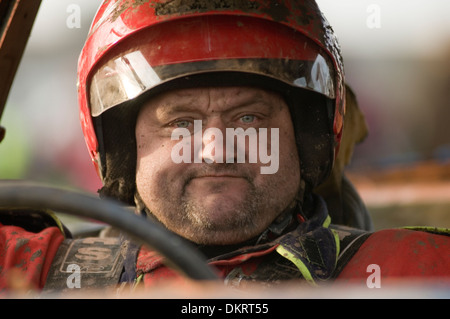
[194,205,302,259]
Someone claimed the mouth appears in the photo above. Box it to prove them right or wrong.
[191,175,246,184]
[182,166,253,191]
[186,173,251,189]
[181,169,254,198]
[196,174,242,178]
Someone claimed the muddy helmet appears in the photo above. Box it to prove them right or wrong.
[78,0,345,204]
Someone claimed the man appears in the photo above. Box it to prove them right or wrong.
[1,0,449,293]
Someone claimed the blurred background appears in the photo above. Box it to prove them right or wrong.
[0,0,449,230]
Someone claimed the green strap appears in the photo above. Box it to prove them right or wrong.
[275,245,317,286]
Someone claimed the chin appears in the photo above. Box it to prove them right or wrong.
[181,219,264,246]
[189,232,255,246]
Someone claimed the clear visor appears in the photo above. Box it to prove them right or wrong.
[89,52,335,117]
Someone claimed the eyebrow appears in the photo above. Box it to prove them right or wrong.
[151,91,275,119]
[155,104,203,121]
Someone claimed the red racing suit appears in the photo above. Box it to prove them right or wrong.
[0,210,65,292]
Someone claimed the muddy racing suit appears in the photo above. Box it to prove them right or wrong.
[1,194,449,293]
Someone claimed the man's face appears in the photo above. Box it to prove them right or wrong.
[135,86,300,245]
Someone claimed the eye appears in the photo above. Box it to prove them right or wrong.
[240,115,256,123]
[173,120,191,128]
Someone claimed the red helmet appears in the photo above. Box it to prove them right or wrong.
[78,0,345,203]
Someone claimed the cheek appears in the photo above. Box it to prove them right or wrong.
[135,137,168,191]
[135,124,171,170]
[135,138,188,198]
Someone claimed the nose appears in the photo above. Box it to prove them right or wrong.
[189,118,231,164]
[202,118,230,164]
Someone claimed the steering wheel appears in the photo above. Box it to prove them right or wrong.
[0,181,218,281]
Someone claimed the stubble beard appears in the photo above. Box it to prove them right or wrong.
[179,179,263,244]
[146,163,297,245]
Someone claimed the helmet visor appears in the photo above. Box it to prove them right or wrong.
[88,16,336,117]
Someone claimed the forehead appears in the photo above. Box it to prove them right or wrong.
[140,86,284,115]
